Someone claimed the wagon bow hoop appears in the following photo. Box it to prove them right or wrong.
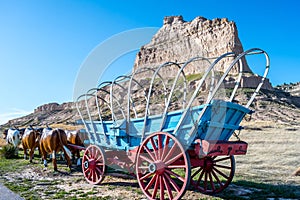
[244,48,270,108]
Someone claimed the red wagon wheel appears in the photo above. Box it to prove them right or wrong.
[82,145,106,185]
[190,155,235,193]
[136,132,191,200]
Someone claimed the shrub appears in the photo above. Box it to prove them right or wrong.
[0,144,18,159]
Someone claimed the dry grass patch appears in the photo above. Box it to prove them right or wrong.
[0,138,6,147]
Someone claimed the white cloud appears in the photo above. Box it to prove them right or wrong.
[0,109,31,125]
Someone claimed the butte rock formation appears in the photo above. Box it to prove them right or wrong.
[134,15,272,90]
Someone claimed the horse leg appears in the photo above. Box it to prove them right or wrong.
[40,144,47,167]
[52,150,57,171]
[15,147,19,157]
[71,150,75,164]
[62,146,72,170]
[23,147,28,160]
[38,146,41,157]
[76,150,81,166]
[29,148,34,163]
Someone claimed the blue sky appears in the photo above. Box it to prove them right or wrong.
[0,0,299,125]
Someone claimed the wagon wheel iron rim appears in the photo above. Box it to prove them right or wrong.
[190,155,235,193]
[136,132,191,200]
[82,144,106,185]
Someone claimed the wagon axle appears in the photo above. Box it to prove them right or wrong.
[148,161,166,174]
[83,159,97,170]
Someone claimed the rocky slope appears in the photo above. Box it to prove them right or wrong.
[2,83,299,129]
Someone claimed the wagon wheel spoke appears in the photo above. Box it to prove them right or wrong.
[214,164,232,170]
[164,172,180,193]
[213,166,229,179]
[140,171,154,181]
[161,136,170,160]
[89,147,94,158]
[165,152,183,166]
[96,161,104,166]
[204,172,208,191]
[136,132,190,200]
[150,137,159,160]
[213,156,231,163]
[211,156,217,160]
[92,170,97,182]
[143,145,156,162]
[190,155,235,194]
[167,164,186,169]
[83,155,90,161]
[93,147,98,158]
[197,168,205,186]
[87,169,93,180]
[95,165,103,175]
[139,154,153,164]
[211,169,223,187]
[160,175,164,200]
[145,174,157,191]
[152,174,159,199]
[157,134,163,160]
[162,139,178,163]
[208,172,216,191]
[191,166,203,179]
[165,169,185,183]
[163,174,174,199]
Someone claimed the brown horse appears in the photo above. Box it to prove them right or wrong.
[22,127,41,162]
[66,130,84,166]
[40,128,72,171]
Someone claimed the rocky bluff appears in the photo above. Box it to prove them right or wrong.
[134,16,272,90]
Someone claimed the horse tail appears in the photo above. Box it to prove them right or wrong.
[56,129,72,159]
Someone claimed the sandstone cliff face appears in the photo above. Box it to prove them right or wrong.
[134,16,272,90]
[134,16,250,74]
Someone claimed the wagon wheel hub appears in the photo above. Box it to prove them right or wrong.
[204,158,214,172]
[148,161,166,175]
[84,159,96,170]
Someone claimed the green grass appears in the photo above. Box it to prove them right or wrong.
[53,190,70,199]
[186,73,203,82]
[0,152,28,174]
